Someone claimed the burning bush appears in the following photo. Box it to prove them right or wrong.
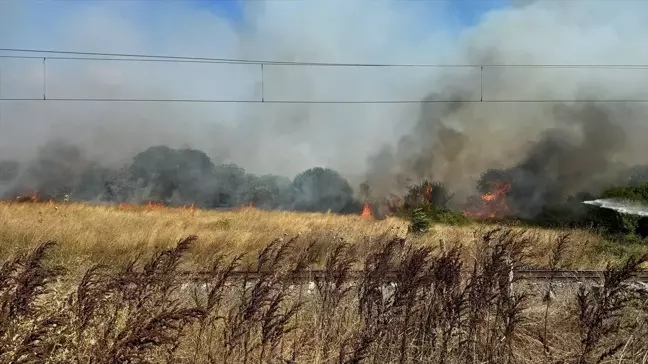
[395,180,469,225]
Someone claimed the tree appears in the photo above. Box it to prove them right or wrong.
[291,167,359,213]
[128,146,216,205]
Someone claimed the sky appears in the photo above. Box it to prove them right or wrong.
[2,0,648,193]
[0,0,510,51]
[193,0,510,28]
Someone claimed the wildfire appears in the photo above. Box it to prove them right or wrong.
[236,202,255,212]
[464,181,511,220]
[360,202,372,217]
[146,201,166,210]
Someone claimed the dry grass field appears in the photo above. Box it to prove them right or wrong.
[1,201,648,363]
[0,201,633,273]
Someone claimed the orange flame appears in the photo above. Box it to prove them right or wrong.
[360,202,372,217]
[146,201,165,210]
[425,183,433,204]
[464,181,511,220]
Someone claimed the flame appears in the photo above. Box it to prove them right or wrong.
[146,201,165,210]
[31,192,38,202]
[464,181,511,220]
[360,202,372,217]
[425,183,433,204]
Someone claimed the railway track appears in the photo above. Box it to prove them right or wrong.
[170,269,648,282]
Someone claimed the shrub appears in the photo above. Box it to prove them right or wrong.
[292,167,359,213]
[585,182,648,238]
[409,208,430,234]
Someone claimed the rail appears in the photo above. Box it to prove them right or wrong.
[161,269,648,283]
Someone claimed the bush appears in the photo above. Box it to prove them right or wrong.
[584,182,648,238]
[402,180,453,211]
[292,167,359,213]
[409,208,430,234]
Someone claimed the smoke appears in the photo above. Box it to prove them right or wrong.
[364,1,648,216]
[0,0,451,177]
[2,1,648,216]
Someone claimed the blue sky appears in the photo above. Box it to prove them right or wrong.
[192,0,510,27]
[1,0,512,51]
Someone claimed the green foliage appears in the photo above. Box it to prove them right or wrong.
[584,183,648,238]
[429,207,471,225]
[409,208,430,234]
[399,181,471,230]
[601,183,648,203]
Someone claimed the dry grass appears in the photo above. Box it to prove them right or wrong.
[0,202,622,274]
[1,227,647,364]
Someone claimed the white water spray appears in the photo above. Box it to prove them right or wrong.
[583,199,648,217]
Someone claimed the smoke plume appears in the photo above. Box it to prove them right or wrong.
[1,0,648,216]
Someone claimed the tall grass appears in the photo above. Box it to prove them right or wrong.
[0,228,647,363]
[0,202,617,271]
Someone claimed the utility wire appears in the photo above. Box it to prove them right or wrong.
[2,48,648,104]
[2,98,648,104]
[2,47,648,68]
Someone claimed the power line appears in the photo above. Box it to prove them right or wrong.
[2,47,648,68]
[2,98,648,104]
[0,54,265,66]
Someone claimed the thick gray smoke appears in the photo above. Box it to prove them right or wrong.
[364,1,648,216]
[0,140,360,213]
[2,1,648,216]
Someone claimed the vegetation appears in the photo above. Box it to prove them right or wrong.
[0,229,647,363]
[408,208,430,234]
[0,201,620,271]
[398,180,470,226]
[396,176,648,242]
[2,142,363,214]
[583,183,648,239]
[2,179,648,362]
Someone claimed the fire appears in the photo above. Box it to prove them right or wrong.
[464,181,511,220]
[146,201,166,210]
[237,202,255,212]
[360,202,372,217]
[425,183,433,204]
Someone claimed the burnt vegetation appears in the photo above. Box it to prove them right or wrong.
[0,229,648,363]
[1,141,360,214]
[4,133,648,240]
